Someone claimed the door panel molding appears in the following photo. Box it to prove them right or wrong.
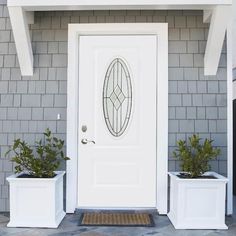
[66,23,168,214]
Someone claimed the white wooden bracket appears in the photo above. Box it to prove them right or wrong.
[8,7,34,76]
[204,5,231,75]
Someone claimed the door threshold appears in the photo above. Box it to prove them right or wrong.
[75,208,158,214]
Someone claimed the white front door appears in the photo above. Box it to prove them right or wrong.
[78,35,157,208]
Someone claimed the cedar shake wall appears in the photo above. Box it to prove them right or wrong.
[0,3,227,211]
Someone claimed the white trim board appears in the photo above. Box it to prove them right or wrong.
[227,22,233,215]
[66,23,168,214]
[233,0,236,68]
[7,0,232,8]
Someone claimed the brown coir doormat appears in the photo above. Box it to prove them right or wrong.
[78,212,154,227]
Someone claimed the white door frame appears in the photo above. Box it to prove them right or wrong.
[66,23,168,214]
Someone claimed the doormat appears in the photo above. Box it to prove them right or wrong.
[78,212,154,227]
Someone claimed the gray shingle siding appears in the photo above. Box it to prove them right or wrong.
[0,4,227,211]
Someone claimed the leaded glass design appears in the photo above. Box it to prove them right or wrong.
[103,58,132,137]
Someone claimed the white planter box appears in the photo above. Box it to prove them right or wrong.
[7,171,66,228]
[168,172,228,230]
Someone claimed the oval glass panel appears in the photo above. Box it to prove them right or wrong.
[103,58,132,137]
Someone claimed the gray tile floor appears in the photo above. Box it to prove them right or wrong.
[0,197,235,236]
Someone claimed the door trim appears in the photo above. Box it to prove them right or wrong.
[66,23,168,214]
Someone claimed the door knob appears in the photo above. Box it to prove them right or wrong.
[81,139,95,144]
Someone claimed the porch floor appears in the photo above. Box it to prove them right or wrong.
[0,197,235,236]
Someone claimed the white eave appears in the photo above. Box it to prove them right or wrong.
[7,0,232,76]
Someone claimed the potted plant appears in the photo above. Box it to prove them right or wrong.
[6,129,69,228]
[168,134,228,230]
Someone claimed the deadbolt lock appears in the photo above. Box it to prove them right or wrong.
[81,125,87,132]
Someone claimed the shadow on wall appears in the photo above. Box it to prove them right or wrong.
[232,68,235,194]
[234,76,236,195]
[234,68,236,81]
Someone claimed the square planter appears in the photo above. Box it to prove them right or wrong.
[168,172,228,230]
[7,171,66,228]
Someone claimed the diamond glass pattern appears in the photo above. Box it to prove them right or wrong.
[102,58,132,137]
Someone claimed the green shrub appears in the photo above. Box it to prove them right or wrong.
[6,128,69,178]
[173,134,220,178]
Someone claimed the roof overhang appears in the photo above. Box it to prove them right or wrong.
[7,0,232,76]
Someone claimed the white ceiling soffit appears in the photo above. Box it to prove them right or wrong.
[7,0,232,76]
[7,0,232,10]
